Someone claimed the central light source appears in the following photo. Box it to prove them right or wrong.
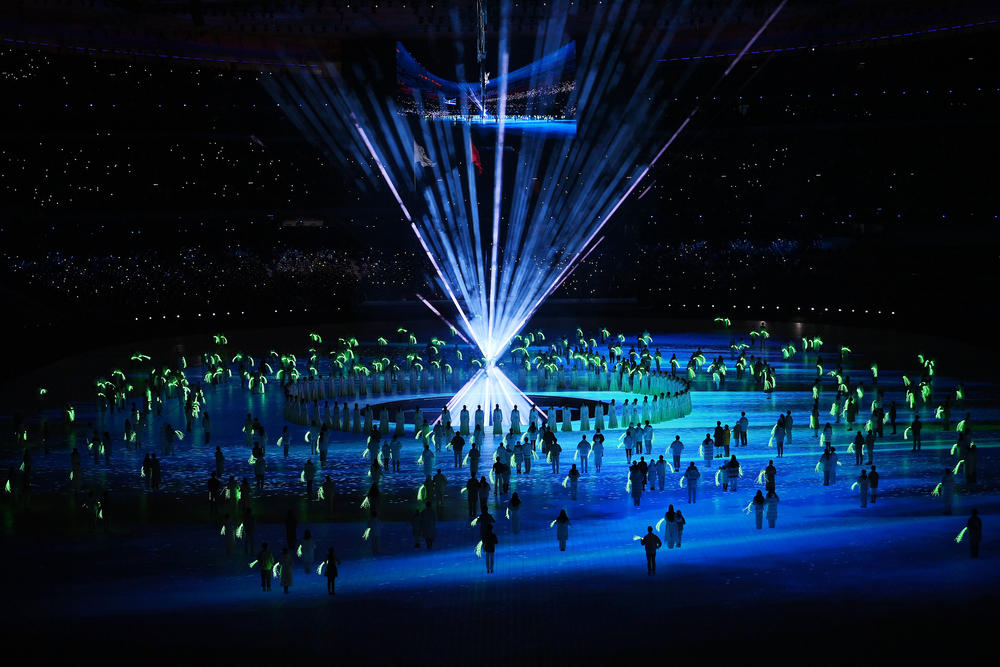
[435,361,547,428]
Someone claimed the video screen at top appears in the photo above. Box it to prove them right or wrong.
[395,41,576,136]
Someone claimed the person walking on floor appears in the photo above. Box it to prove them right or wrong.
[641,525,662,575]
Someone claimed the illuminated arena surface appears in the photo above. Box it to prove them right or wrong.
[2,318,997,663]
[442,116,578,135]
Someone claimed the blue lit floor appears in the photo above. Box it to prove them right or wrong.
[3,326,998,663]
[434,115,577,136]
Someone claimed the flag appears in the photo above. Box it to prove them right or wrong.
[414,141,436,168]
[470,139,483,174]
